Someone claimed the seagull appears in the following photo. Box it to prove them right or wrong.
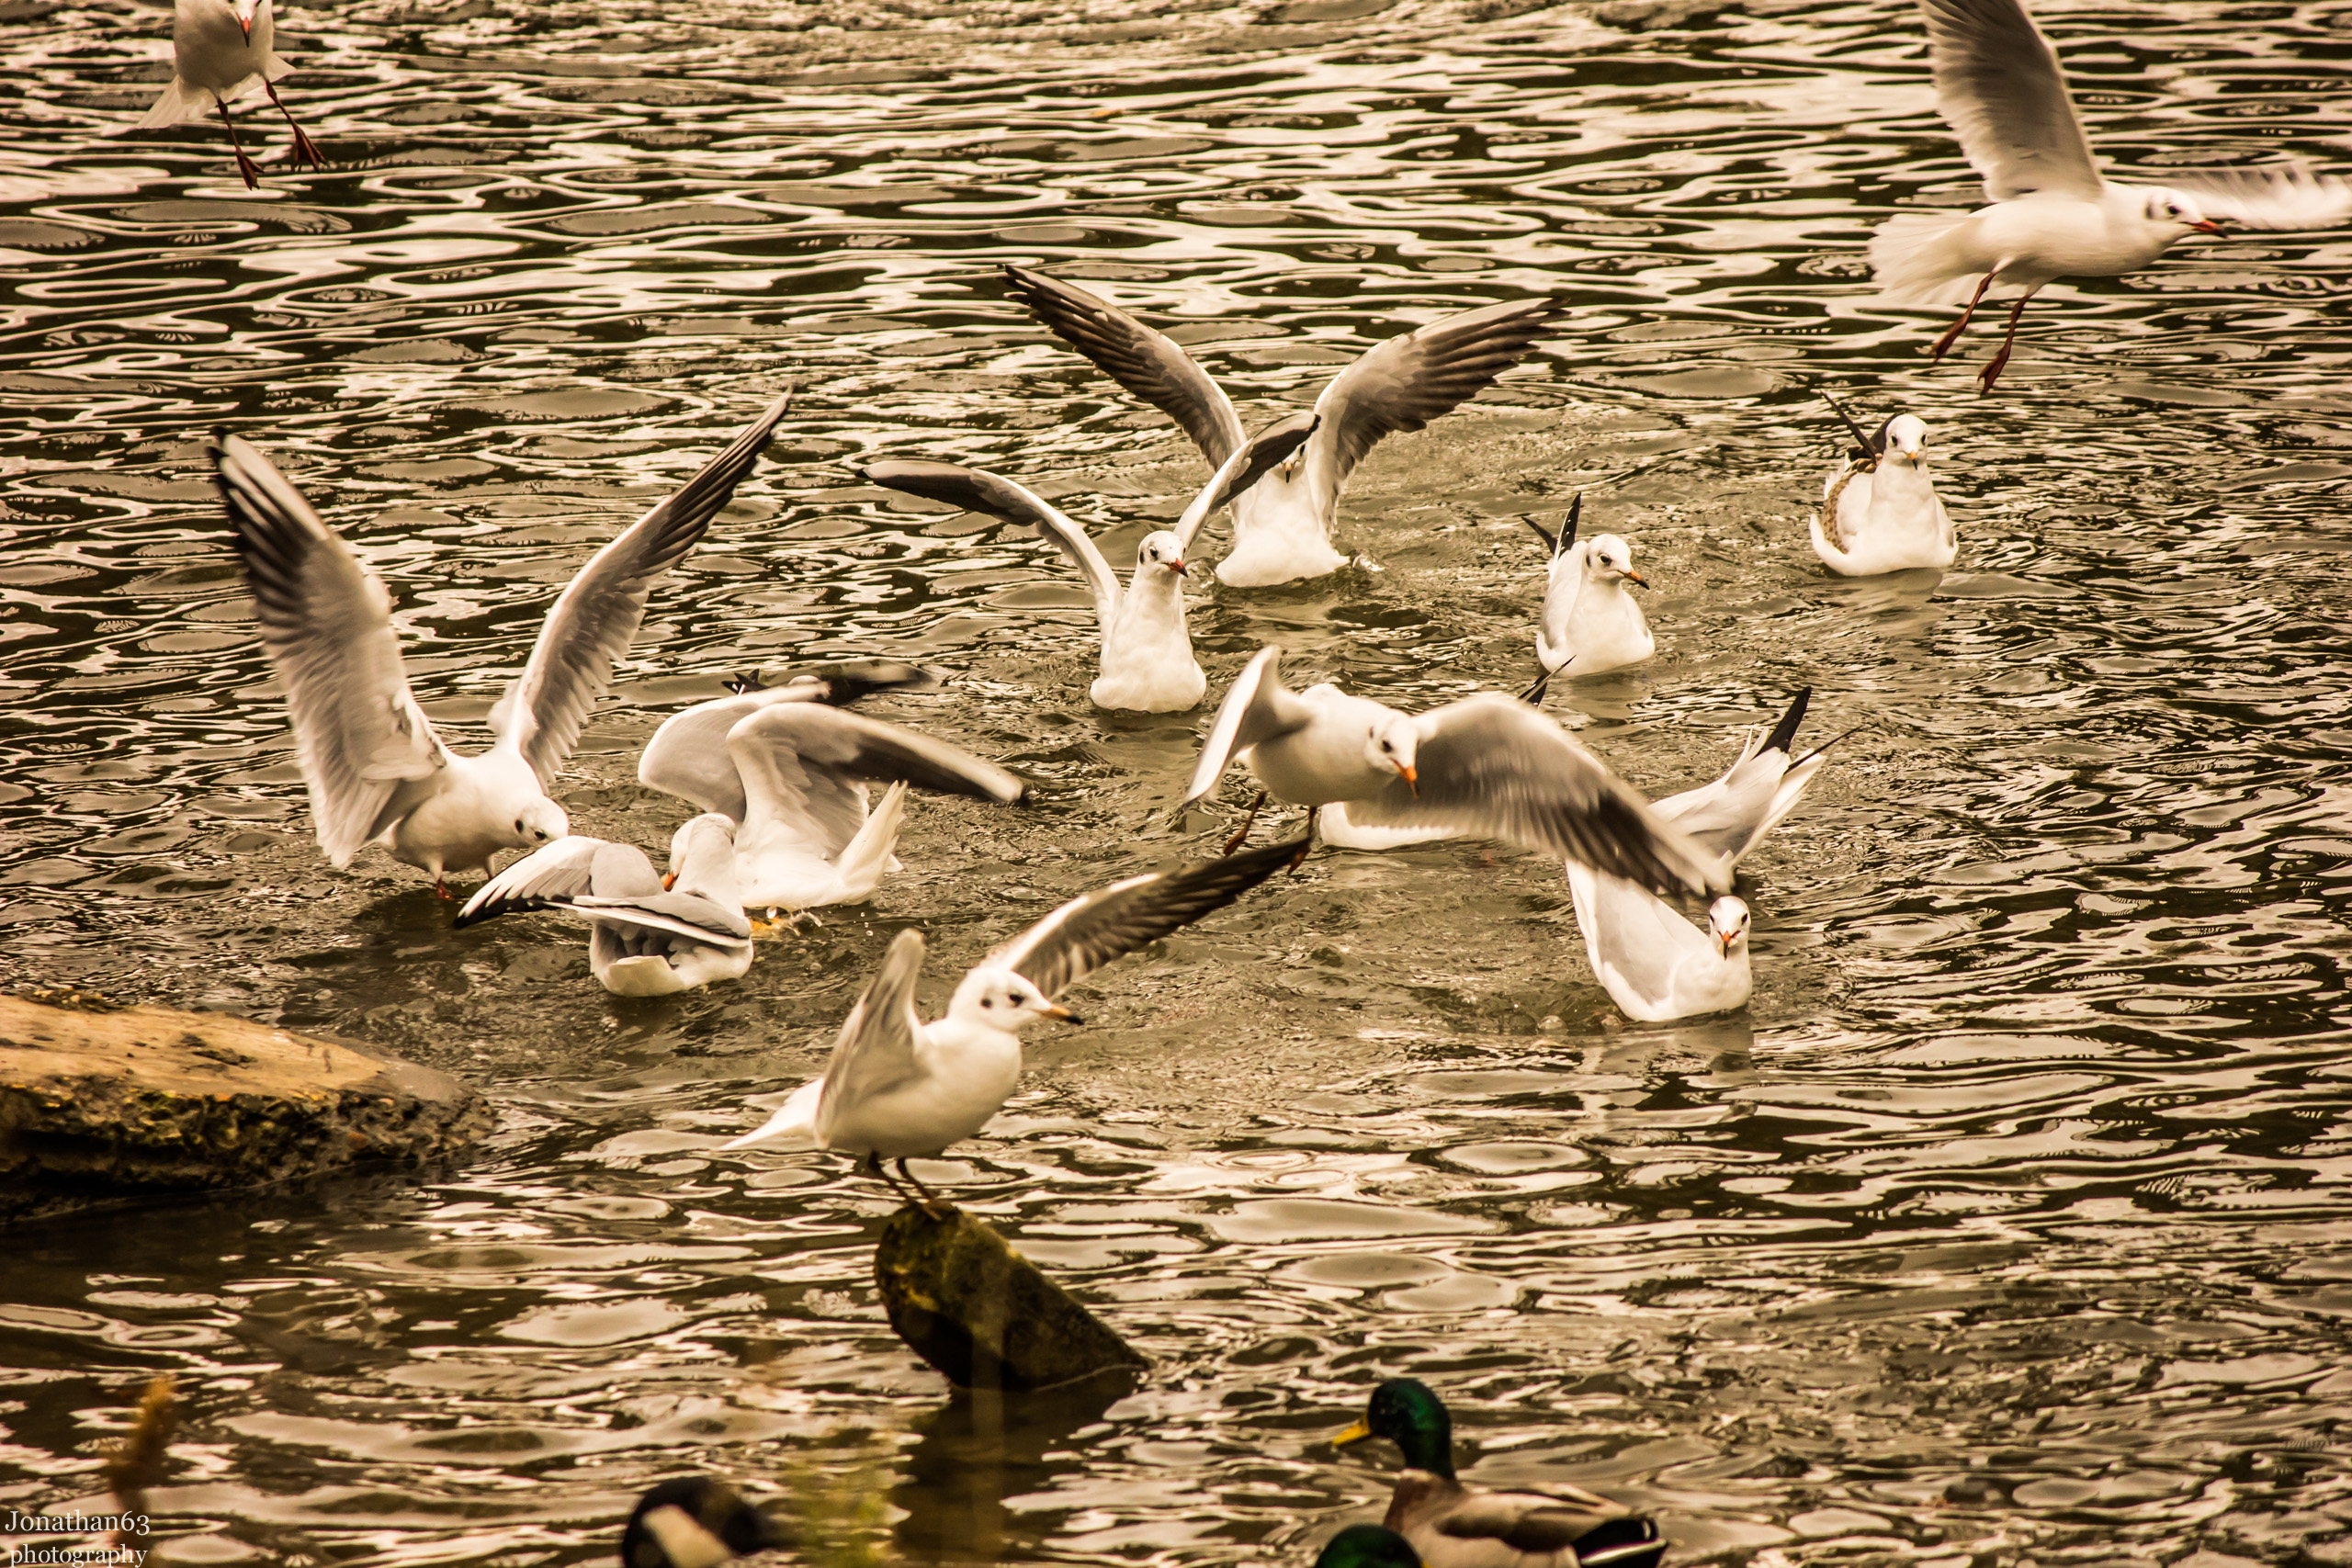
[722,835,1303,1210]
[638,694,1025,928]
[1811,393,1956,577]
[211,394,790,896]
[620,1477,786,1568]
[1566,689,1832,1023]
[860,412,1317,713]
[454,814,752,997]
[1004,265,1563,586]
[137,0,324,190]
[1521,494,1653,705]
[1871,0,2352,391]
[1182,648,1727,899]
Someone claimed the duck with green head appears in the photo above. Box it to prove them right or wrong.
[1333,1379,1667,1568]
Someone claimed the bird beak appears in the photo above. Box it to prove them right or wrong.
[1623,569,1650,590]
[1044,1002,1082,1024]
[2192,219,2226,235]
[1167,558,1187,577]
[1396,762,1419,797]
[662,872,677,890]
[1332,1419,1373,1447]
[1719,932,1736,958]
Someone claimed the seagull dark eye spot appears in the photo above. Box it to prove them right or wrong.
[981,997,994,1009]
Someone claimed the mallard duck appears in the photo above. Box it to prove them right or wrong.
[1334,1379,1667,1568]
[619,1476,786,1568]
[1317,1524,1424,1568]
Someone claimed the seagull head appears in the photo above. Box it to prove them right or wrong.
[510,797,570,849]
[1136,529,1187,583]
[2147,188,2225,237]
[953,966,1081,1032]
[663,813,736,892]
[1709,896,1750,960]
[1366,715,1419,795]
[1883,414,1928,466]
[1585,533,1647,590]
[229,0,262,39]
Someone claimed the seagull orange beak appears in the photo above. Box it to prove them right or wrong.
[1623,568,1650,589]
[1397,761,1418,797]
[662,872,677,890]
[1719,932,1736,957]
[1167,558,1187,576]
[2191,219,2225,235]
[1043,1001,1082,1024]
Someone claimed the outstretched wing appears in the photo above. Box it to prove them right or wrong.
[640,687,827,824]
[453,836,660,926]
[490,393,790,782]
[1003,264,1248,468]
[989,834,1300,1000]
[728,701,1024,859]
[862,459,1120,641]
[1919,0,2103,201]
[816,928,930,1129]
[1305,296,1563,503]
[1170,411,1320,556]
[1182,647,1318,807]
[2160,165,2352,230]
[564,890,753,949]
[210,434,451,867]
[1345,694,1727,898]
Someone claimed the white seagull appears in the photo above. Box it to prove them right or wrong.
[1811,393,1956,577]
[137,0,324,190]
[859,411,1317,713]
[211,394,790,896]
[723,834,1303,1210]
[1005,265,1563,586]
[639,691,1025,927]
[1522,494,1653,705]
[1182,648,1727,898]
[1871,0,2352,391]
[1566,690,1832,1022]
[455,814,753,997]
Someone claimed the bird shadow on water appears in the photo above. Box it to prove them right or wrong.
[890,1380,1133,1562]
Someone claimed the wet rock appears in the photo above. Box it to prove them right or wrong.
[874,1204,1147,1393]
[0,988,490,1223]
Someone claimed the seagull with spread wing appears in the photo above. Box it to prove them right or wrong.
[1004,265,1563,586]
[1182,648,1727,898]
[454,814,753,997]
[723,836,1302,1211]
[210,394,789,896]
[860,410,1317,712]
[1871,0,2352,390]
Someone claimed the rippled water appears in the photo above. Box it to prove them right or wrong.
[5,0,2352,1562]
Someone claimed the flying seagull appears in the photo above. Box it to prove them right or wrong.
[137,0,324,189]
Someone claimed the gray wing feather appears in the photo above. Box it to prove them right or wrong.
[453,836,659,925]
[210,434,451,868]
[1182,647,1317,805]
[1003,264,1248,468]
[1919,0,2103,200]
[2160,165,2352,229]
[989,835,1299,1000]
[1346,694,1727,898]
[1170,410,1321,556]
[639,687,826,824]
[728,702,1023,859]
[861,459,1120,640]
[817,929,929,1126]
[564,890,753,947]
[491,393,790,780]
[1306,297,1563,500]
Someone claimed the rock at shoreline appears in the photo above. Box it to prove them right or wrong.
[0,989,490,1223]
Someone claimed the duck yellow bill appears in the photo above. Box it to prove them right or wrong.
[1332,1418,1373,1446]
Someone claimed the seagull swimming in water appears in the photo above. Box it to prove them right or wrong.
[211,394,789,896]
[723,836,1301,1211]
[137,0,324,189]
[1182,647,1727,898]
[455,814,753,997]
[1870,0,2352,391]
[860,410,1317,712]
[1521,494,1653,705]
[1811,392,1956,577]
[1005,265,1563,586]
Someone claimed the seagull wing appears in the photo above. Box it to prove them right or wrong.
[1170,410,1320,556]
[2160,165,2352,230]
[1182,646,1318,806]
[1303,296,1563,506]
[816,928,931,1128]
[1653,689,1812,866]
[862,459,1120,641]
[210,434,452,868]
[564,889,754,949]
[989,834,1300,1000]
[453,836,659,926]
[1918,0,2103,200]
[489,393,790,782]
[1346,694,1727,898]
[1003,264,1248,468]
[639,687,826,824]
[728,702,1023,859]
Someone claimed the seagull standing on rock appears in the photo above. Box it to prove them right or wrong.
[1869,0,2352,390]
[138,0,325,189]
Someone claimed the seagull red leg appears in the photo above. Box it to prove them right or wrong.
[1977,290,2037,394]
[261,79,326,169]
[1286,807,1318,874]
[1929,270,1996,361]
[1221,791,1266,857]
[212,94,262,189]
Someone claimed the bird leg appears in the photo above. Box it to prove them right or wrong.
[1928,270,1997,361]
[1221,791,1267,857]
[1977,291,2035,394]
[1286,807,1318,874]
[211,94,263,189]
[261,78,326,169]
[893,1156,952,1221]
[434,875,450,900]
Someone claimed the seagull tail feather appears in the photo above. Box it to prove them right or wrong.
[1867,210,1983,306]
[832,780,910,901]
